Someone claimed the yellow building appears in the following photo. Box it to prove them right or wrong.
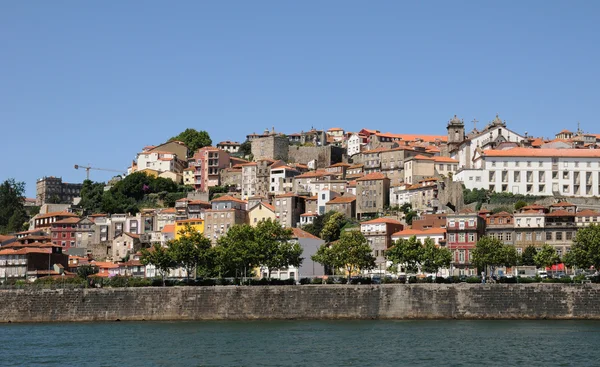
[174,218,205,239]
[137,168,160,178]
[183,167,195,186]
[247,202,276,227]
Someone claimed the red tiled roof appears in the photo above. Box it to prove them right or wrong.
[300,212,317,217]
[326,196,356,204]
[52,217,81,225]
[161,208,177,214]
[356,172,387,181]
[546,209,575,217]
[291,227,320,239]
[36,211,78,220]
[490,211,512,217]
[161,224,175,234]
[361,218,403,225]
[432,156,459,163]
[550,201,575,207]
[576,209,600,217]
[211,195,247,204]
[392,228,446,237]
[483,147,600,158]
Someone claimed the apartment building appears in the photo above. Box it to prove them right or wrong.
[192,147,231,192]
[325,195,356,219]
[270,163,300,195]
[274,194,306,228]
[456,148,600,197]
[360,218,404,270]
[355,173,390,219]
[446,210,486,276]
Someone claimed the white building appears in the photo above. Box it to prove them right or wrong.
[455,147,600,197]
[270,164,300,195]
[391,228,446,246]
[316,188,339,216]
[136,151,181,173]
[216,141,241,153]
[347,133,367,156]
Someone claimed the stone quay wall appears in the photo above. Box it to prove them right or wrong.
[2,284,600,323]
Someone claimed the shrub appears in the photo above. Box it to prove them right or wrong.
[466,276,482,283]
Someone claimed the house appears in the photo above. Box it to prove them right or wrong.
[204,208,248,245]
[33,211,79,230]
[90,261,120,278]
[0,242,68,281]
[274,193,306,228]
[118,253,146,277]
[446,210,486,276]
[360,218,404,272]
[391,227,446,246]
[347,133,368,156]
[270,163,300,195]
[300,212,318,226]
[485,211,514,246]
[174,218,204,238]
[404,155,435,185]
[456,147,600,197]
[192,147,231,192]
[216,140,241,153]
[325,195,356,219]
[241,160,276,200]
[262,228,325,280]
[110,232,142,262]
[50,217,82,253]
[248,202,276,227]
[355,172,390,219]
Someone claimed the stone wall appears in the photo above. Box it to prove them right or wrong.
[288,145,344,168]
[2,284,600,323]
[251,136,289,161]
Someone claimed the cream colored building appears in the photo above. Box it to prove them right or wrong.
[248,202,276,227]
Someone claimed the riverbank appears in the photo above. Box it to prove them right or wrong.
[2,284,600,323]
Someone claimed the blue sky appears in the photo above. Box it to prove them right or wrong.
[2,1,599,197]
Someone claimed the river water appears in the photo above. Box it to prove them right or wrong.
[1,320,597,366]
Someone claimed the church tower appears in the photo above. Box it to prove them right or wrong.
[447,115,465,151]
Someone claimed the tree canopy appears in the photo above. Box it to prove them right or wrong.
[520,246,537,266]
[141,244,177,286]
[311,230,375,280]
[533,244,560,270]
[0,179,28,234]
[170,128,212,155]
[472,236,518,276]
[386,236,451,275]
[564,225,600,270]
[168,224,213,281]
[303,211,355,241]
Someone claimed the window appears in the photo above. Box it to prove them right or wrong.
[526,232,532,241]
[458,233,465,242]
[516,233,522,241]
[556,232,563,241]
[505,233,512,241]
[497,233,503,241]
[468,233,475,242]
[566,231,573,240]
[449,234,456,242]
[536,232,542,241]
[546,232,552,241]
[459,250,465,263]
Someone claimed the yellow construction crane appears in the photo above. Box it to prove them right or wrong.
[74,164,125,180]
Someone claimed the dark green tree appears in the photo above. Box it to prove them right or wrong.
[320,212,346,243]
[0,179,28,234]
[405,211,418,225]
[520,246,537,266]
[79,180,106,214]
[566,225,600,271]
[400,203,412,215]
[420,238,453,275]
[514,200,528,211]
[312,230,375,280]
[386,236,423,273]
[170,128,212,155]
[472,236,518,277]
[254,219,302,278]
[534,244,560,272]
[239,141,252,157]
[141,244,176,286]
[168,224,213,281]
[77,265,99,279]
[214,224,259,278]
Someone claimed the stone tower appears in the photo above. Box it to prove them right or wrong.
[447,115,465,151]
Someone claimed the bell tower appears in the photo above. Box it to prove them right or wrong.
[447,114,465,150]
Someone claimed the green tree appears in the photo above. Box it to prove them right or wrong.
[400,203,412,215]
[312,230,375,280]
[170,128,212,155]
[386,236,423,273]
[472,236,518,277]
[168,224,213,282]
[420,238,453,275]
[239,141,252,157]
[0,179,28,234]
[79,180,106,214]
[302,211,337,238]
[566,225,600,271]
[405,211,418,225]
[141,244,176,286]
[214,224,259,278]
[320,212,346,243]
[514,200,528,211]
[254,219,302,278]
[534,244,560,272]
[77,265,99,279]
[521,246,537,266]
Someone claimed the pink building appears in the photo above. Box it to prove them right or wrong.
[192,147,230,192]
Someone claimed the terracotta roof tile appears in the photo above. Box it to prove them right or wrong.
[356,172,387,181]
[392,228,446,237]
[361,218,403,225]
[291,227,320,239]
[326,196,356,204]
[211,195,247,204]
[483,147,600,158]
